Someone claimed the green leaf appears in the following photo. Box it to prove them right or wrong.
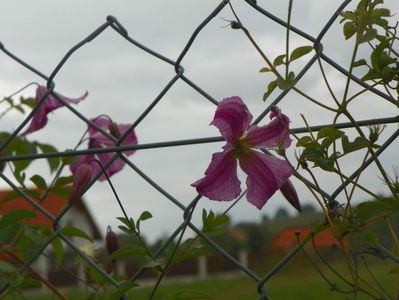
[259,67,271,73]
[61,226,93,242]
[104,282,139,300]
[273,54,286,66]
[138,255,162,269]
[49,186,71,197]
[0,260,16,273]
[51,237,64,265]
[108,245,147,261]
[352,59,367,68]
[21,277,42,289]
[276,72,296,90]
[117,217,135,232]
[36,143,60,173]
[372,8,390,17]
[165,291,213,300]
[11,138,36,174]
[139,211,152,221]
[29,175,47,190]
[263,80,277,101]
[343,22,356,40]
[317,127,345,149]
[54,176,73,187]
[0,210,36,229]
[296,136,314,147]
[341,135,369,154]
[289,46,313,62]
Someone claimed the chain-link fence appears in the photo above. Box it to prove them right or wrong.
[1,0,398,299]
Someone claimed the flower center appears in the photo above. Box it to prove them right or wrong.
[232,138,252,158]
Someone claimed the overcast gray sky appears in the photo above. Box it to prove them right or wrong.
[1,0,398,242]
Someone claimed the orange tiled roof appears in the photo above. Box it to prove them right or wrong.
[0,189,101,239]
[270,225,341,252]
[0,190,69,228]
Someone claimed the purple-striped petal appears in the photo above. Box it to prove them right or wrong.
[22,86,88,135]
[244,107,292,149]
[192,150,241,201]
[211,97,252,144]
[238,150,292,209]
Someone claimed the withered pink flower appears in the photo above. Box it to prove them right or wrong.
[192,96,294,210]
[22,85,88,135]
[69,116,138,181]
[69,163,93,204]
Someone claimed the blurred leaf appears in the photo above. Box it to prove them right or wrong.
[317,127,345,149]
[296,136,314,147]
[51,237,64,265]
[342,135,369,154]
[343,22,356,39]
[352,59,367,68]
[108,245,147,261]
[117,217,135,232]
[273,54,286,66]
[54,176,73,187]
[136,211,152,233]
[0,210,36,229]
[104,282,138,300]
[263,80,277,101]
[289,45,313,62]
[259,67,271,73]
[138,255,162,269]
[49,187,71,197]
[0,260,16,273]
[21,277,42,289]
[36,143,60,173]
[276,72,296,90]
[165,291,213,300]
[29,175,47,190]
[61,226,93,242]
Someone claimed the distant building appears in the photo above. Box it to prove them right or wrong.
[0,189,101,286]
[269,225,344,253]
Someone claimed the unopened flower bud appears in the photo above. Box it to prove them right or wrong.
[280,179,301,212]
[108,122,121,139]
[69,163,92,204]
[105,226,119,261]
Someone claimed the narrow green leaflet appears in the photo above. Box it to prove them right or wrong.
[0,210,36,229]
[29,175,47,190]
[36,143,61,173]
[104,282,139,300]
[263,80,277,101]
[273,54,286,66]
[108,245,147,261]
[61,226,93,242]
[289,46,313,62]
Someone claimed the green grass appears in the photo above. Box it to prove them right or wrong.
[5,258,399,300]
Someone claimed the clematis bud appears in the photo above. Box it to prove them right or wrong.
[105,226,119,261]
[69,163,93,204]
[108,122,121,139]
[280,179,301,212]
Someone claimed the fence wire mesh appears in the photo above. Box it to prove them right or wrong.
[0,0,398,299]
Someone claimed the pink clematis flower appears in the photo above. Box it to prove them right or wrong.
[22,85,88,136]
[192,96,294,210]
[70,116,138,181]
